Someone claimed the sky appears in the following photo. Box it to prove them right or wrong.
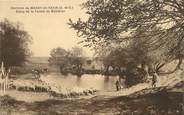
[0,0,94,57]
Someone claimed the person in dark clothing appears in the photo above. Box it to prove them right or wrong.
[152,72,158,87]
[115,80,121,91]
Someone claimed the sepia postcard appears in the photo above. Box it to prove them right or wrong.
[0,0,183,115]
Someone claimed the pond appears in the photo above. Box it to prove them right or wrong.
[42,73,120,91]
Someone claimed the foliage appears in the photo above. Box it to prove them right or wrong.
[48,47,69,67]
[0,19,32,69]
[69,0,184,75]
[48,47,85,73]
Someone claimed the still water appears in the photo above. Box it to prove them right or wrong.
[42,73,119,91]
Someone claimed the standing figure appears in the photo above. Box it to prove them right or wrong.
[152,72,158,87]
[115,80,121,91]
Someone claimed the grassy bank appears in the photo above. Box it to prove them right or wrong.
[0,89,183,115]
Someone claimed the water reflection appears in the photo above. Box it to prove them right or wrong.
[43,73,119,91]
[76,75,81,87]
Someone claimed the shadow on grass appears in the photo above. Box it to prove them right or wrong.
[0,87,183,115]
